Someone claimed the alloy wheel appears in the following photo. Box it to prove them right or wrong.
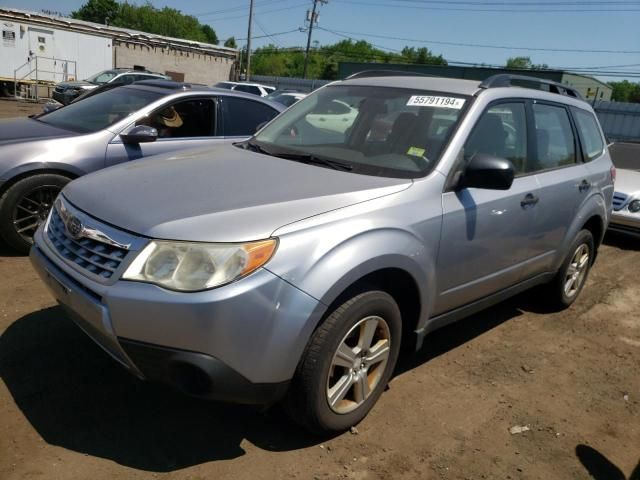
[12,185,60,243]
[563,243,590,298]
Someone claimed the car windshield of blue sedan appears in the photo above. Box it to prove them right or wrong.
[252,85,469,178]
[38,88,163,133]
[85,69,120,85]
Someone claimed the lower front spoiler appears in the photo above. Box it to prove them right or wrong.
[119,339,290,405]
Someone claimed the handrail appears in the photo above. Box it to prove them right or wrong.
[13,56,78,101]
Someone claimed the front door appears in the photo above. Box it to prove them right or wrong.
[435,101,540,314]
[106,97,223,166]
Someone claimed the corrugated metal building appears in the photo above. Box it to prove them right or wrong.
[338,62,613,101]
[0,8,238,96]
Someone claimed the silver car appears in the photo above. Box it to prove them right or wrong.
[0,80,284,252]
[609,142,640,236]
[31,73,614,433]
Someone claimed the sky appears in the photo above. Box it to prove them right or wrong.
[2,0,639,82]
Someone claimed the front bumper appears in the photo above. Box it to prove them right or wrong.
[609,211,640,237]
[31,228,323,405]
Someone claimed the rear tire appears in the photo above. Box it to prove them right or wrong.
[546,229,595,309]
[284,290,402,434]
[0,174,70,254]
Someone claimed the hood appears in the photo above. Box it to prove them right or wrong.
[0,118,75,145]
[615,168,640,196]
[63,144,412,242]
[57,80,96,89]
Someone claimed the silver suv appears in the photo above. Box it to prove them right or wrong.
[30,73,614,434]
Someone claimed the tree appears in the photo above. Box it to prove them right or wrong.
[609,80,640,103]
[71,0,119,24]
[224,37,238,49]
[72,1,219,44]
[505,56,549,70]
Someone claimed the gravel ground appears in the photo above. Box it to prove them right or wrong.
[0,99,638,480]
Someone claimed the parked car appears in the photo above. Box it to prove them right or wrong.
[213,81,276,97]
[305,99,358,133]
[52,68,170,105]
[30,73,613,434]
[0,80,284,252]
[608,142,640,236]
[265,90,307,107]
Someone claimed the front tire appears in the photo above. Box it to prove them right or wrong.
[285,290,402,434]
[0,174,70,254]
[546,229,595,309]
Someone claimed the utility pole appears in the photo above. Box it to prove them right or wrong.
[246,0,254,81]
[303,0,327,79]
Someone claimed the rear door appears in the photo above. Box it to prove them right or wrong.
[520,101,591,277]
[105,97,225,166]
[435,100,541,314]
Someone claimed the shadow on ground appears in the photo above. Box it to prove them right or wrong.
[0,307,320,472]
[0,241,21,258]
[576,444,640,480]
[603,232,639,251]
[0,294,535,472]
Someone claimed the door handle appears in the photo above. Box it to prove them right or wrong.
[521,193,539,208]
[577,179,591,192]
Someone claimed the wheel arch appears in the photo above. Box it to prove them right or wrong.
[0,165,80,198]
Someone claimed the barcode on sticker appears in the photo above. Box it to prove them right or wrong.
[407,96,465,109]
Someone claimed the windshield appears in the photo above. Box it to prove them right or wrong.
[38,87,163,133]
[85,69,120,85]
[253,85,469,178]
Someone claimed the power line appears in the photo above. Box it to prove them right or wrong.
[318,27,640,54]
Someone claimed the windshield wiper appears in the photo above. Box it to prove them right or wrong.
[243,140,353,171]
[270,151,353,171]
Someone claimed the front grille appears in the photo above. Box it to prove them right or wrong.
[46,208,128,279]
[612,192,628,211]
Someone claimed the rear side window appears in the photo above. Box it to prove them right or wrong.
[465,102,528,175]
[572,108,604,161]
[221,97,278,136]
[531,103,576,171]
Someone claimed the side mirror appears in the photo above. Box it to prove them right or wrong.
[121,125,158,144]
[458,153,515,190]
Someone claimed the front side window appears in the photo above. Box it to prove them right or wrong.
[253,85,468,178]
[572,107,604,161]
[38,87,162,133]
[532,103,576,171]
[221,97,279,136]
[464,102,527,174]
[136,99,216,138]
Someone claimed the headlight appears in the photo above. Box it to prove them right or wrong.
[122,239,277,291]
[629,199,640,213]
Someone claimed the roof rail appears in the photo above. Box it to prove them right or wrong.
[345,70,433,80]
[479,74,584,100]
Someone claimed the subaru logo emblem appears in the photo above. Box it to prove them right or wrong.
[66,215,84,239]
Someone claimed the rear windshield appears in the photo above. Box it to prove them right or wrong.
[253,85,469,178]
[38,87,163,133]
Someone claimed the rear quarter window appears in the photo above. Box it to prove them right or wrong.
[572,108,605,162]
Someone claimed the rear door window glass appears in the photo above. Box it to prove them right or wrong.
[531,103,576,172]
[221,97,279,136]
[572,108,604,161]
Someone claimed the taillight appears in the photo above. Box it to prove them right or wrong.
[611,166,616,183]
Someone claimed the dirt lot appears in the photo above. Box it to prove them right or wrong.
[0,99,638,480]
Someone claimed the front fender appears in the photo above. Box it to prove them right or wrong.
[266,226,438,334]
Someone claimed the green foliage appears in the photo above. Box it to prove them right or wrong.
[250,39,447,80]
[505,56,549,70]
[72,0,219,44]
[71,0,119,24]
[609,80,640,103]
[224,37,238,49]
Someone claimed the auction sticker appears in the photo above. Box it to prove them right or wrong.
[407,96,465,109]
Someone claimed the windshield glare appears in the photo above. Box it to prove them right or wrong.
[254,85,468,178]
[38,87,163,133]
[86,70,120,85]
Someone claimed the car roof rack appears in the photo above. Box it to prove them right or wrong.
[479,74,584,100]
[345,70,433,80]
